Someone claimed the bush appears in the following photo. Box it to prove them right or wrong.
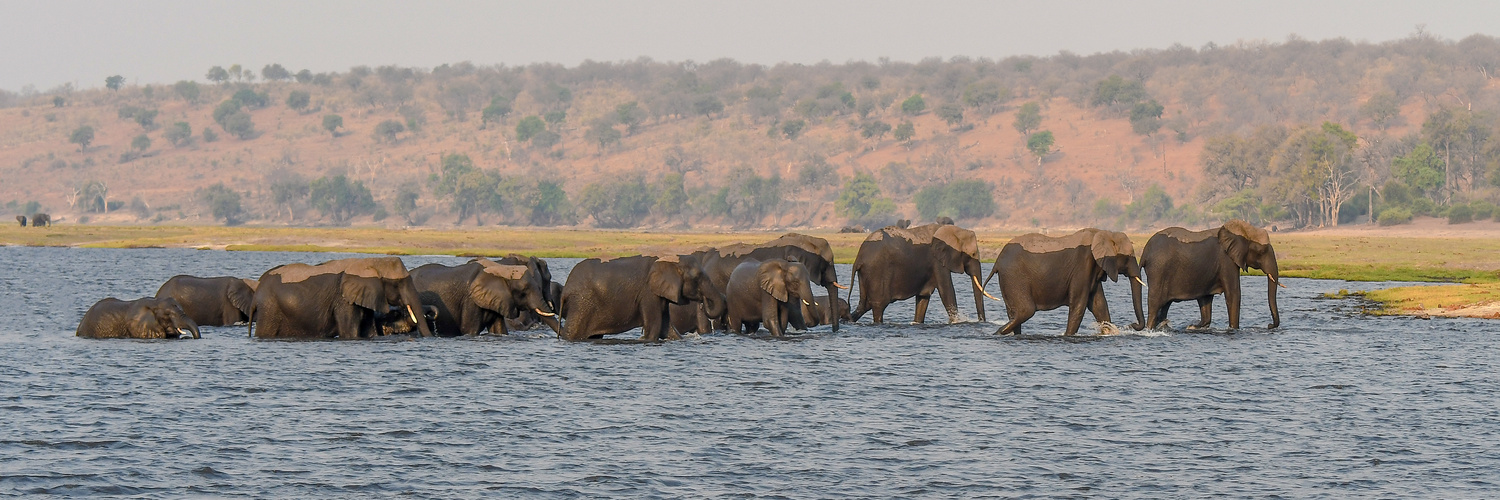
[1471,201,1496,220]
[1448,204,1474,224]
[285,90,311,111]
[223,111,255,139]
[231,88,268,108]
[373,119,405,143]
[915,180,995,220]
[1377,207,1412,226]
[164,122,192,146]
[201,127,218,142]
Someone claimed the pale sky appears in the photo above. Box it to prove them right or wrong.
[3,0,1498,92]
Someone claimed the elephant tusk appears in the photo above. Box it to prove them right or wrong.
[1269,275,1288,288]
[534,308,556,317]
[406,305,420,325]
[1133,276,1147,288]
[832,282,849,289]
[803,300,813,306]
[973,276,1001,301]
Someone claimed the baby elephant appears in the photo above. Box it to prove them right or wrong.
[77,297,200,339]
[801,295,852,327]
[726,259,817,336]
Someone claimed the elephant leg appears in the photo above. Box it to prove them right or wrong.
[995,301,1034,336]
[764,300,784,337]
[695,302,713,334]
[335,306,364,339]
[871,299,888,324]
[913,293,931,324]
[641,304,669,341]
[1063,298,1090,336]
[1192,297,1213,329]
[1088,286,1112,324]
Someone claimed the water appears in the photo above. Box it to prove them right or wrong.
[1,246,1497,497]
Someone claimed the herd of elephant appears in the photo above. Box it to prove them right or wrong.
[74,219,1283,341]
[16,214,51,227]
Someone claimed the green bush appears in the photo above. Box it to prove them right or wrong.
[1409,197,1436,217]
[1471,201,1496,220]
[915,180,995,221]
[1377,207,1412,226]
[1448,204,1474,224]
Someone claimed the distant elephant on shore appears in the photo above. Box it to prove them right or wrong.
[155,275,258,326]
[410,258,559,336]
[15,215,24,226]
[77,296,200,339]
[31,213,50,227]
[561,254,726,341]
[725,259,816,336]
[987,228,1144,336]
[1140,220,1284,330]
[849,223,996,324]
[250,257,433,339]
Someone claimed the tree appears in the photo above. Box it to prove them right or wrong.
[393,183,421,224]
[285,90,310,111]
[916,180,996,220]
[1013,101,1042,136]
[585,119,622,151]
[269,172,309,222]
[578,176,652,227]
[373,119,405,143]
[543,110,567,128]
[936,103,964,126]
[205,66,229,84]
[164,122,192,146]
[836,172,890,221]
[322,114,343,137]
[231,88,268,108]
[198,183,243,224]
[901,94,926,115]
[961,80,1006,111]
[523,180,575,225]
[309,175,377,223]
[894,121,916,146]
[1027,131,1055,163]
[1391,143,1445,198]
[1125,183,1174,223]
[481,96,512,127]
[693,94,724,116]
[1130,99,1165,136]
[432,153,500,224]
[261,63,291,81]
[133,109,158,129]
[173,80,200,103]
[516,116,546,142]
[69,125,94,151]
[1362,92,1401,130]
[223,111,255,139]
[861,120,891,141]
[53,96,64,107]
[1090,75,1149,109]
[105,75,124,91]
[295,69,313,83]
[131,134,150,152]
[781,119,806,140]
[74,180,109,212]
[212,99,242,127]
[654,172,689,219]
[615,101,646,135]
[531,130,561,149]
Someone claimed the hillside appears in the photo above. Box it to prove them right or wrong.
[2,34,1496,231]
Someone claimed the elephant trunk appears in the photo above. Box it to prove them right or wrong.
[702,278,728,320]
[824,283,840,332]
[1263,254,1282,329]
[399,283,433,337]
[966,259,986,322]
[174,315,200,339]
[1128,260,1145,330]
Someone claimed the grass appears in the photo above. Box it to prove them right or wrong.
[1357,283,1500,316]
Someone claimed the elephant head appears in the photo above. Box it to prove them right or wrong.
[759,260,818,309]
[927,224,992,322]
[1088,229,1146,330]
[471,259,562,334]
[1219,219,1282,329]
[760,233,844,331]
[651,254,727,319]
[136,297,200,339]
[271,257,433,337]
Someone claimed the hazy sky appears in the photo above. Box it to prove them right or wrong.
[3,0,1498,91]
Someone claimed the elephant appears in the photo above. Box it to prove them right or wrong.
[725,259,817,336]
[935,216,954,225]
[31,213,50,227]
[849,223,996,324]
[696,233,845,332]
[410,258,560,337]
[15,215,24,227]
[493,254,561,331]
[1139,219,1284,330]
[801,295,852,328]
[155,275,258,326]
[249,257,433,339]
[986,229,1145,336]
[560,254,726,342]
[77,296,200,339]
[896,219,912,229]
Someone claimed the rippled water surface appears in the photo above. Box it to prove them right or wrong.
[2,246,1497,497]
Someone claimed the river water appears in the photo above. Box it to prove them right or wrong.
[0,247,1496,497]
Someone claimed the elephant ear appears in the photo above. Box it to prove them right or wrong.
[934,225,980,259]
[130,302,165,336]
[477,261,529,281]
[1218,226,1251,271]
[228,280,255,316]
[759,264,789,302]
[469,276,514,316]
[648,260,685,304]
[340,275,385,311]
[1090,232,1122,281]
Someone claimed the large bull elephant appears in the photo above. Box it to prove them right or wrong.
[691,233,845,332]
[410,258,560,336]
[849,223,996,324]
[1140,219,1284,330]
[155,275,258,326]
[560,254,726,342]
[250,257,433,339]
[77,296,200,339]
[986,229,1145,336]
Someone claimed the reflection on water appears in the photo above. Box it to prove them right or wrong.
[0,247,1496,497]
